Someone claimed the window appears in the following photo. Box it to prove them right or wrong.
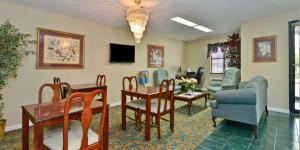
[211,47,225,74]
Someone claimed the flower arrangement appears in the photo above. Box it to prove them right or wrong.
[180,77,198,93]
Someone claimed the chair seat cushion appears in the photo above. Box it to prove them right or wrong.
[139,98,170,113]
[44,121,98,150]
[207,85,222,93]
[126,99,146,109]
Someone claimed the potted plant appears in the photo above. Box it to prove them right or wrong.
[0,20,34,139]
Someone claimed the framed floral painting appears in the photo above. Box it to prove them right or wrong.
[147,45,164,68]
[37,28,85,69]
[253,35,277,62]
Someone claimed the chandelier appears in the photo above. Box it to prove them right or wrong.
[126,0,149,43]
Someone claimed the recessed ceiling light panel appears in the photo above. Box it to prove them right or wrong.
[193,25,213,32]
[170,17,197,27]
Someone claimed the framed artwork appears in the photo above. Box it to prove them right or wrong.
[253,35,277,62]
[147,45,164,68]
[37,28,85,69]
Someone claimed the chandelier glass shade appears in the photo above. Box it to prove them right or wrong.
[126,1,149,43]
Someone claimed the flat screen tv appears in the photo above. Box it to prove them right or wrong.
[109,43,135,63]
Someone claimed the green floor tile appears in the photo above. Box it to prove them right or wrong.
[225,135,252,149]
[249,143,274,150]
[207,133,229,143]
[222,145,245,150]
[199,139,223,150]
[194,145,210,150]
[275,142,300,150]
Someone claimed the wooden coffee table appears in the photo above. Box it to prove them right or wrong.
[174,92,208,115]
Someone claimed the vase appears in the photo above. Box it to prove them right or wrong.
[187,89,193,95]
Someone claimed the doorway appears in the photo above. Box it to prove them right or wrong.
[289,20,299,115]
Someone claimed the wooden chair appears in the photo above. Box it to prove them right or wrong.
[95,75,106,101]
[53,77,69,99]
[122,76,146,131]
[43,89,107,150]
[137,79,175,139]
[96,75,106,87]
[38,82,71,103]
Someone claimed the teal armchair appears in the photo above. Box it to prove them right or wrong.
[207,67,241,95]
[154,68,181,91]
[210,76,268,138]
[154,69,169,86]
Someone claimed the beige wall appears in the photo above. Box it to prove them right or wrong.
[241,10,299,110]
[0,1,185,127]
[184,36,228,88]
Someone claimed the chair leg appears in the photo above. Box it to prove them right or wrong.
[151,115,156,126]
[212,116,216,127]
[134,109,142,132]
[253,125,258,139]
[137,110,142,132]
[134,110,138,129]
[156,115,161,139]
[265,105,268,115]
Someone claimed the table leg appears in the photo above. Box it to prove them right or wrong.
[22,109,29,150]
[34,123,43,149]
[145,96,151,141]
[204,94,208,108]
[103,106,109,150]
[170,95,174,132]
[121,92,126,130]
[188,101,192,115]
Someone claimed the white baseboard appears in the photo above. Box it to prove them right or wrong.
[268,107,289,114]
[4,105,290,132]
[5,122,33,132]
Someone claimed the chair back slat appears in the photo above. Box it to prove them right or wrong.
[96,75,106,86]
[63,90,107,150]
[38,82,71,103]
[122,76,138,100]
[53,77,63,98]
[157,79,175,114]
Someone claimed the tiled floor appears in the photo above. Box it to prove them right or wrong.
[196,112,300,150]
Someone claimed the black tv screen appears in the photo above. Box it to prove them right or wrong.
[109,43,135,63]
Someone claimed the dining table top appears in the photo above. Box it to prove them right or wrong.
[122,86,169,95]
[22,99,103,123]
[70,83,106,91]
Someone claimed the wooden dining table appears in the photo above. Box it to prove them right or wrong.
[22,83,108,150]
[121,86,174,141]
[22,98,109,150]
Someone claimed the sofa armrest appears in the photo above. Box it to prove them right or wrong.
[215,88,256,105]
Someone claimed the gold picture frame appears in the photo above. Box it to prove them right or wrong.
[253,35,277,62]
[37,28,85,69]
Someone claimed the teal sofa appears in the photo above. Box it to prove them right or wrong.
[154,68,181,91]
[210,75,268,138]
[207,67,241,95]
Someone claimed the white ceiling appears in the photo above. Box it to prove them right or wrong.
[3,0,300,41]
